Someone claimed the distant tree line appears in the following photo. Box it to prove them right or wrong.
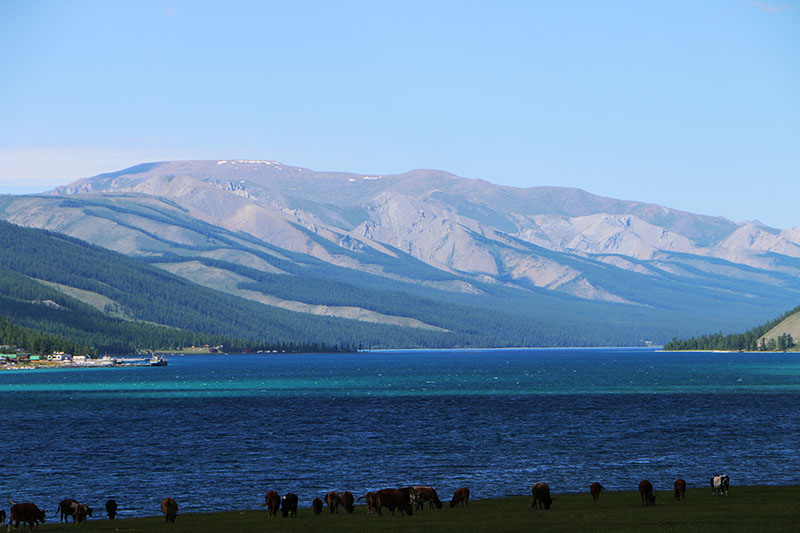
[0,315,95,356]
[0,301,355,356]
[664,305,800,351]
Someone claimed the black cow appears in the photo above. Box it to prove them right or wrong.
[340,491,355,514]
[281,493,298,518]
[105,499,118,520]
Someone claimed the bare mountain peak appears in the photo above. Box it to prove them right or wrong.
[33,158,800,306]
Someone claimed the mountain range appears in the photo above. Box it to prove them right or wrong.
[2,159,799,347]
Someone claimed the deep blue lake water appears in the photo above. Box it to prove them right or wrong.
[2,348,799,517]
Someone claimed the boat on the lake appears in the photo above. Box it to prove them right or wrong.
[149,355,168,366]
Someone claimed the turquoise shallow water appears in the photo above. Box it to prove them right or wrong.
[2,348,799,516]
[3,348,800,396]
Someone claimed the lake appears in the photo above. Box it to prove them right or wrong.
[2,348,799,516]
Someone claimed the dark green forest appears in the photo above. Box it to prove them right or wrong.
[0,269,356,355]
[663,305,799,351]
[0,314,94,356]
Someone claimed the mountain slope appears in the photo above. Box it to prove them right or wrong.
[664,304,800,352]
[2,159,799,346]
[0,221,464,350]
[1,220,656,348]
[760,310,800,348]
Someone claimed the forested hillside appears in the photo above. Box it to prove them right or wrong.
[663,305,800,351]
[0,264,358,354]
[0,314,93,356]
[2,219,710,349]
[0,221,455,352]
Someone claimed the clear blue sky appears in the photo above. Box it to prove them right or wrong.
[2,0,798,228]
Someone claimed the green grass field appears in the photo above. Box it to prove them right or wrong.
[17,485,799,532]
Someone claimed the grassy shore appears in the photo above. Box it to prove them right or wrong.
[21,485,799,532]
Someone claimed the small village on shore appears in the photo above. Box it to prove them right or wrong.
[1,349,167,370]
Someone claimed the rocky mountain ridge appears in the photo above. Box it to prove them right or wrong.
[45,159,800,298]
[1,159,798,345]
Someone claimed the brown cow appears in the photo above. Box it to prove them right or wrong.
[280,493,298,518]
[357,492,376,514]
[312,497,324,515]
[673,478,687,501]
[8,503,46,530]
[639,480,656,507]
[73,503,93,524]
[261,491,280,518]
[325,491,340,514]
[450,487,470,508]
[161,497,178,523]
[57,499,78,523]
[340,491,355,514]
[590,482,604,502]
[409,486,443,510]
[531,482,553,509]
[376,488,413,516]
[105,500,117,520]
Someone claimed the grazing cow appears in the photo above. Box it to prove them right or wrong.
[590,482,604,502]
[357,492,376,514]
[409,486,443,510]
[674,479,687,501]
[74,504,93,524]
[325,491,340,514]
[280,493,298,518]
[8,503,46,531]
[105,500,117,520]
[262,491,280,518]
[312,497,323,515]
[376,488,413,516]
[340,491,355,514]
[161,497,178,523]
[711,475,730,497]
[639,480,656,507]
[57,499,78,523]
[450,487,470,508]
[531,482,553,510]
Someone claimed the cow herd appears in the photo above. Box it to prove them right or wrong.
[1,475,732,529]
[260,486,466,519]
[2,498,119,530]
[628,475,730,508]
